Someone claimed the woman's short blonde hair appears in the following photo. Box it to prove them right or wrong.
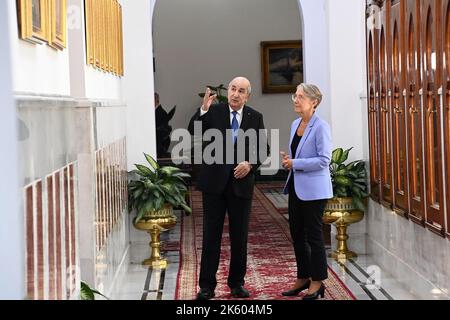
[298,83,323,108]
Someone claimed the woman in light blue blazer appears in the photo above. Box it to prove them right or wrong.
[281,83,333,300]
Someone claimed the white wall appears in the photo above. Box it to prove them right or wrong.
[153,0,302,155]
[0,0,25,299]
[85,68,122,100]
[9,0,71,95]
[327,0,367,161]
[298,0,331,124]
[9,0,122,100]
[67,0,123,101]
[123,0,158,167]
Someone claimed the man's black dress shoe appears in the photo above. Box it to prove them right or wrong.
[230,286,250,298]
[281,280,311,296]
[196,288,215,300]
[302,283,325,300]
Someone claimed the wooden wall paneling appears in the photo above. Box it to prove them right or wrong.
[379,2,395,207]
[390,0,410,216]
[367,5,381,201]
[442,0,450,239]
[406,0,426,225]
[421,0,446,236]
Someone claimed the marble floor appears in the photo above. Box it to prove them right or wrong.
[111,186,445,300]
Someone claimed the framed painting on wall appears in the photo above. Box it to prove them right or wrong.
[49,0,67,49]
[17,0,49,43]
[260,40,303,93]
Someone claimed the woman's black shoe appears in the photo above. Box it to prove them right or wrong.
[281,280,311,296]
[302,283,325,300]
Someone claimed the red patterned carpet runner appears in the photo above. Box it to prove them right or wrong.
[175,185,356,300]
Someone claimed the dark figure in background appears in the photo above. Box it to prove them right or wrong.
[154,92,176,158]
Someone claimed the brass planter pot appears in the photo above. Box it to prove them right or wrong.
[133,204,177,268]
[323,197,364,260]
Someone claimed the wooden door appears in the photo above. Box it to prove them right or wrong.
[367,4,381,201]
[441,0,450,239]
[390,0,409,216]
[421,0,445,236]
[379,2,394,207]
[405,0,426,225]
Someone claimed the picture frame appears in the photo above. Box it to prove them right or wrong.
[17,0,67,50]
[260,40,303,94]
[17,0,49,43]
[49,0,67,49]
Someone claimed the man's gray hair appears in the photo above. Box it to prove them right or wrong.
[298,83,322,107]
[228,77,252,95]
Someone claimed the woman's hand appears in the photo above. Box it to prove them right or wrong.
[280,151,293,170]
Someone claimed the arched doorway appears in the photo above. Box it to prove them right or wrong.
[151,0,304,163]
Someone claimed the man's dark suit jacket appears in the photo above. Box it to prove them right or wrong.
[188,103,269,199]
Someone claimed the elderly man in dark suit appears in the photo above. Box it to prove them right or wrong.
[188,77,269,300]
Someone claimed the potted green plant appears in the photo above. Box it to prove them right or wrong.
[329,147,368,211]
[128,153,191,267]
[128,153,192,223]
[323,147,369,260]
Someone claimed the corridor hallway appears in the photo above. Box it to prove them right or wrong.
[110,183,445,300]
[3,0,450,301]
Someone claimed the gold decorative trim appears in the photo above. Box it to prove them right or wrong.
[85,0,124,76]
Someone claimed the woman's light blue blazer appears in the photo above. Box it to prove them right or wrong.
[283,113,333,201]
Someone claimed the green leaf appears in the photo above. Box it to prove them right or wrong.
[154,197,164,211]
[339,147,353,164]
[90,289,109,300]
[172,172,191,178]
[346,171,358,179]
[133,188,144,199]
[335,186,348,197]
[131,169,148,178]
[351,186,362,198]
[218,96,228,103]
[355,161,366,171]
[332,148,343,164]
[80,282,95,300]
[334,169,348,176]
[144,153,159,170]
[135,164,153,176]
[352,197,366,212]
[334,176,352,187]
[180,203,192,215]
[207,85,218,91]
[160,166,181,176]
